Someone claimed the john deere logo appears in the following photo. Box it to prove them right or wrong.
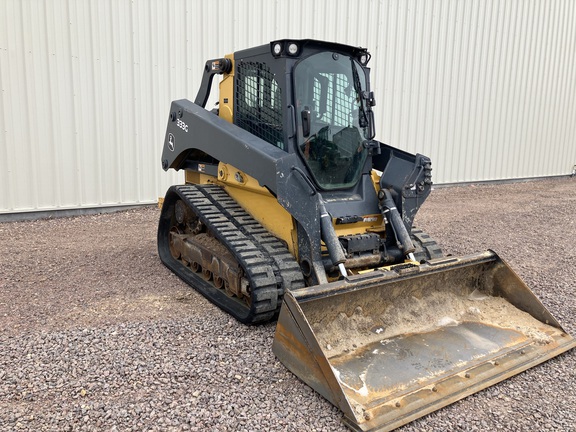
[168,133,175,151]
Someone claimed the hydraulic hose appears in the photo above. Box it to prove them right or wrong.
[380,189,416,255]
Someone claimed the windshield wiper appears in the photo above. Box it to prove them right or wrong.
[351,60,369,129]
[351,60,377,145]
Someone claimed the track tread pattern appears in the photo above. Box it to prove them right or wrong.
[411,228,444,262]
[167,184,304,323]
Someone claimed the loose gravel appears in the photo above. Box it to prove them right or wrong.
[1,177,575,431]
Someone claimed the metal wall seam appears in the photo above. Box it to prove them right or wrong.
[0,3,9,210]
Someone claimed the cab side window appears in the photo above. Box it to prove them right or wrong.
[235,62,285,150]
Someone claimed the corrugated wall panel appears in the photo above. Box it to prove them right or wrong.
[1,0,575,214]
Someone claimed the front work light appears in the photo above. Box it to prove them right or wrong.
[287,43,299,55]
[273,43,282,55]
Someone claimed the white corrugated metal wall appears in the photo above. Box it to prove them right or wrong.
[1,0,575,214]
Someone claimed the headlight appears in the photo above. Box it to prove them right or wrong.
[358,52,371,65]
[287,43,299,55]
[273,43,282,56]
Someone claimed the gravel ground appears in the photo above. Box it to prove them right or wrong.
[1,176,575,431]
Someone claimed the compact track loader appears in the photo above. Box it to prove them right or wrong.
[158,40,575,431]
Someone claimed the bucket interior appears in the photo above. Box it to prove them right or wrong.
[273,254,575,431]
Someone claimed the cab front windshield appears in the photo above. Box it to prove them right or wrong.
[294,52,370,189]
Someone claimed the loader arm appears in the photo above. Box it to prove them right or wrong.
[161,99,288,194]
[161,99,334,283]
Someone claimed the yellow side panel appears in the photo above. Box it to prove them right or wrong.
[217,163,297,256]
[219,54,234,123]
[185,171,218,185]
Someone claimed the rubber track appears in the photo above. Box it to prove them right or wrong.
[171,184,304,323]
[411,228,444,262]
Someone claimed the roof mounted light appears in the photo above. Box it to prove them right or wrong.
[358,52,371,66]
[271,40,301,57]
[287,43,299,56]
[272,42,283,56]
